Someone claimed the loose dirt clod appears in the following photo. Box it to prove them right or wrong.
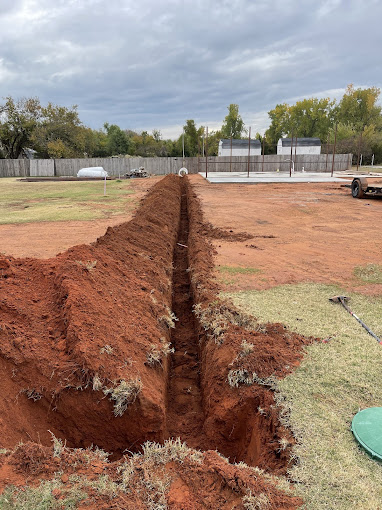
[0,175,307,508]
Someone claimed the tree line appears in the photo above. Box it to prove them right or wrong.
[0,97,244,160]
[1,84,381,162]
[263,84,382,163]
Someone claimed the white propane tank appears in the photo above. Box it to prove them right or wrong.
[77,167,109,178]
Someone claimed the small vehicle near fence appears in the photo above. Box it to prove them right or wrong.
[351,176,382,198]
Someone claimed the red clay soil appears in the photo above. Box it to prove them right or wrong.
[0,175,306,508]
[189,175,382,296]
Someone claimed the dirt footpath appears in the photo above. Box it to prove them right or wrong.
[189,175,382,296]
[0,177,161,259]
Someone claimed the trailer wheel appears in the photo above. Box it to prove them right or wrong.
[351,179,364,199]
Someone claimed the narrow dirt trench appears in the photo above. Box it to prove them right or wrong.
[166,181,206,449]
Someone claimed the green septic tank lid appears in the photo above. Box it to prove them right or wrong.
[352,407,382,461]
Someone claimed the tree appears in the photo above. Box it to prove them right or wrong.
[265,103,289,147]
[255,132,273,155]
[288,97,336,140]
[265,98,336,147]
[181,120,205,157]
[206,129,222,156]
[338,84,381,131]
[0,96,41,158]
[152,129,162,142]
[32,103,88,158]
[221,104,246,138]
[104,123,130,155]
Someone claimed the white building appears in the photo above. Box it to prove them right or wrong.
[277,137,321,155]
[218,139,261,156]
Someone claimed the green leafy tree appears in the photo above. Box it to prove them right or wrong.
[265,98,336,147]
[255,132,273,155]
[288,97,336,140]
[221,104,246,138]
[265,103,289,147]
[205,129,222,156]
[338,84,381,130]
[0,96,41,158]
[32,103,89,158]
[181,120,205,156]
[104,123,130,155]
[332,123,382,164]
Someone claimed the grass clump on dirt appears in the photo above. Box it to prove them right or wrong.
[193,299,259,344]
[146,339,174,367]
[225,283,382,509]
[0,479,88,509]
[0,178,135,224]
[354,263,382,284]
[103,378,142,417]
[243,490,270,510]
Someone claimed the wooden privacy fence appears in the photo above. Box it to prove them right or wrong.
[0,154,352,178]
[0,159,29,177]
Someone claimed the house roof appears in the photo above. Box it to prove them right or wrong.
[220,139,261,149]
[279,137,321,147]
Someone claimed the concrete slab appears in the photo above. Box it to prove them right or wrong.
[199,171,352,184]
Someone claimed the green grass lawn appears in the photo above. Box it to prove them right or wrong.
[0,178,135,224]
[225,283,382,509]
[217,265,261,275]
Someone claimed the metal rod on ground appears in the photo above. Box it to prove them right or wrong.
[325,132,329,172]
[247,127,251,178]
[329,295,381,344]
[289,132,294,177]
[262,137,265,172]
[205,127,208,179]
[104,175,106,196]
[230,133,232,172]
[331,123,338,177]
[357,131,363,171]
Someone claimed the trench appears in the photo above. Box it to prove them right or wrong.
[166,182,206,450]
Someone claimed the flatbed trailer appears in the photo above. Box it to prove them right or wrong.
[351,176,382,198]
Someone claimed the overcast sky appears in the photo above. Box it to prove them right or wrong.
[0,0,381,139]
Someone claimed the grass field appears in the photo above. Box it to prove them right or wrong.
[0,178,135,224]
[226,283,382,509]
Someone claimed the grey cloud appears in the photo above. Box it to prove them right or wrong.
[0,0,381,136]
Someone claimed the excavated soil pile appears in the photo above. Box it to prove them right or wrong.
[0,175,307,509]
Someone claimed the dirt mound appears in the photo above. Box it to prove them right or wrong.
[201,222,253,242]
[0,176,182,455]
[0,174,308,508]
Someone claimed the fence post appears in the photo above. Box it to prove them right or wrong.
[331,124,338,177]
[205,127,208,179]
[247,127,251,177]
[356,132,363,171]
